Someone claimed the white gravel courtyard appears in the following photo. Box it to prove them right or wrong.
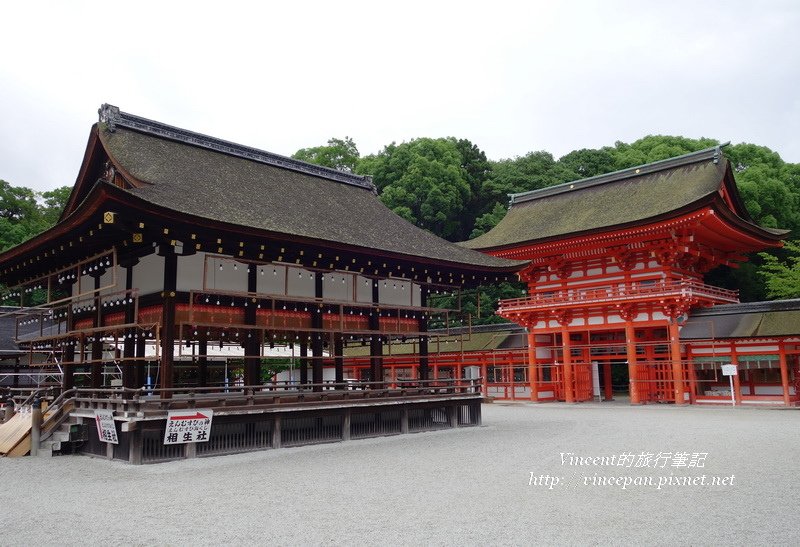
[2,402,797,546]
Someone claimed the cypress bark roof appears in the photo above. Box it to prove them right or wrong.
[462,146,786,251]
[681,299,800,339]
[90,106,523,272]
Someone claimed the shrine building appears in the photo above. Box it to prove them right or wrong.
[462,146,798,406]
[0,105,524,462]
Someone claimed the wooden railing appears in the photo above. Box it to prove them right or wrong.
[498,280,738,313]
[60,378,483,416]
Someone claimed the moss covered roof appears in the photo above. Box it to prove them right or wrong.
[96,111,523,273]
[682,300,800,339]
[344,329,525,357]
[462,147,783,250]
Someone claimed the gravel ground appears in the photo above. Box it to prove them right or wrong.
[1,402,798,546]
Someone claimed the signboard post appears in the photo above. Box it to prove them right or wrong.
[163,409,214,444]
[721,364,738,407]
[94,409,118,444]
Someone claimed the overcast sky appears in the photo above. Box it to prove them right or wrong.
[1,1,798,192]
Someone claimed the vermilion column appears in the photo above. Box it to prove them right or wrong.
[527,331,539,402]
[686,345,698,404]
[561,328,574,403]
[625,322,641,404]
[730,345,742,405]
[778,343,791,406]
[603,362,613,401]
[668,320,685,405]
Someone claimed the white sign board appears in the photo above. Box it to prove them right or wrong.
[591,361,601,399]
[721,364,738,376]
[94,409,118,444]
[163,409,214,444]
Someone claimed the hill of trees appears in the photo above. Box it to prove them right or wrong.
[293,135,800,310]
[2,135,798,320]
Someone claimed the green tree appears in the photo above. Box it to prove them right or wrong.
[558,147,617,178]
[758,240,800,299]
[40,186,72,226]
[292,137,360,172]
[469,151,580,236]
[356,138,473,240]
[0,180,70,251]
[471,202,507,239]
[611,135,719,169]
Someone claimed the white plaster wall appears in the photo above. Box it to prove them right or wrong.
[379,279,414,306]
[205,256,248,292]
[286,266,315,297]
[257,264,287,295]
[99,267,118,296]
[133,252,164,296]
[356,276,373,303]
[177,252,205,292]
[322,272,354,301]
[737,345,779,353]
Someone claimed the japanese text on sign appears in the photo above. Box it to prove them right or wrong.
[163,410,213,444]
[94,409,118,444]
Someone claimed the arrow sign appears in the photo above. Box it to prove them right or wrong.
[163,409,213,444]
[169,412,210,421]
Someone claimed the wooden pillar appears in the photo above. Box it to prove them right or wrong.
[747,367,756,399]
[625,322,640,404]
[135,335,146,389]
[159,246,177,393]
[91,275,103,389]
[730,344,742,405]
[778,342,791,406]
[603,362,613,401]
[527,331,539,402]
[311,273,324,391]
[668,320,685,405]
[418,286,429,381]
[299,337,308,385]
[369,280,383,386]
[13,356,21,389]
[334,334,344,385]
[244,265,260,386]
[197,333,208,388]
[561,328,574,403]
[509,356,516,400]
[62,282,75,392]
[480,361,488,397]
[122,260,137,389]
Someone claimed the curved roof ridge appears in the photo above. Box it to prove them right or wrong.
[689,299,800,316]
[510,143,729,206]
[98,103,377,193]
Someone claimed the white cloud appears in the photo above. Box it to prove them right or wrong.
[1,0,798,191]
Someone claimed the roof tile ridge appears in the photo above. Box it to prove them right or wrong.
[509,144,729,206]
[98,103,377,194]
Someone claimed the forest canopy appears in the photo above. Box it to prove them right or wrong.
[1,134,797,322]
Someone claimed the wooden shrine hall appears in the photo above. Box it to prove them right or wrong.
[0,104,524,462]
[463,145,795,405]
